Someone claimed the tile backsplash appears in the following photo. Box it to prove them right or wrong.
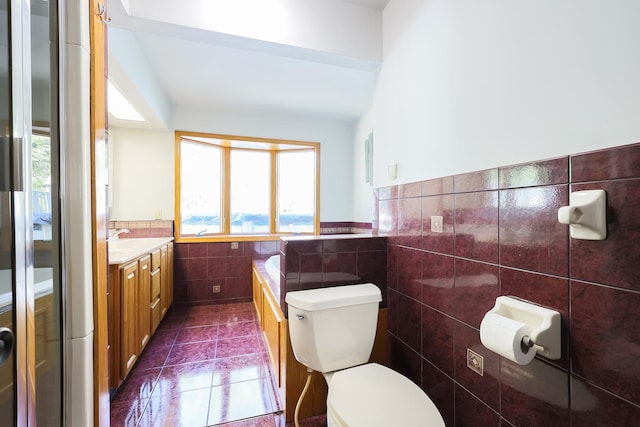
[376,142,640,426]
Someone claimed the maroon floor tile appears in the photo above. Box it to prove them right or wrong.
[166,341,218,366]
[421,251,454,314]
[422,194,455,255]
[283,414,327,427]
[219,302,254,313]
[500,358,569,427]
[217,321,260,340]
[421,305,455,377]
[212,353,271,386]
[216,335,264,359]
[453,259,499,329]
[207,377,276,425]
[570,179,640,292]
[111,367,161,406]
[570,377,640,426]
[453,321,500,411]
[454,191,499,264]
[148,328,179,347]
[110,398,149,427]
[570,281,640,406]
[499,157,568,189]
[219,310,256,324]
[183,312,221,328]
[176,324,219,344]
[138,388,211,427]
[153,361,215,395]
[499,185,569,276]
[135,346,172,370]
[221,414,279,427]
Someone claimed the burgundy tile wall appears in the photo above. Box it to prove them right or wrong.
[280,236,388,314]
[174,241,280,305]
[377,142,640,427]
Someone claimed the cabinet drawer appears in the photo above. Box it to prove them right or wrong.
[150,298,161,334]
[151,269,161,301]
[151,249,161,271]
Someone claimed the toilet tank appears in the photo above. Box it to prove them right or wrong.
[286,283,382,373]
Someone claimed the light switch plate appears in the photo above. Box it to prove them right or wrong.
[231,242,239,249]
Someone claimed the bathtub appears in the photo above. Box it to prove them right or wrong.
[0,267,54,311]
[265,255,281,282]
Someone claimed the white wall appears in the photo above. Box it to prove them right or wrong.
[109,128,175,220]
[352,109,375,223]
[111,106,355,221]
[370,0,640,188]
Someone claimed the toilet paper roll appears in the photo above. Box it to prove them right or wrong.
[479,313,536,365]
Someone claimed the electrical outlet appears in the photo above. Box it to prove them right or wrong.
[431,215,444,233]
[212,285,221,293]
[467,348,484,376]
[231,242,239,250]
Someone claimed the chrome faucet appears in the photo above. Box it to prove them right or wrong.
[108,228,130,243]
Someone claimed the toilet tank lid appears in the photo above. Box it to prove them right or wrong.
[286,283,382,311]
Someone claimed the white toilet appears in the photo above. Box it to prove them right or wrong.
[286,283,446,426]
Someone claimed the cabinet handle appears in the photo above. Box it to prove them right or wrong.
[127,272,135,280]
[142,265,148,270]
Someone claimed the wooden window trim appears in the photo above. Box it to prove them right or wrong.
[174,131,320,243]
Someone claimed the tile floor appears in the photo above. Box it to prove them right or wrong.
[110,302,327,427]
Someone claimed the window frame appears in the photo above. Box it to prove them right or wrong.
[174,131,320,243]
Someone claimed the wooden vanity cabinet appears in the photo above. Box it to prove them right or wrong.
[137,255,151,353]
[109,241,174,388]
[120,261,139,379]
[150,249,161,334]
[160,245,169,317]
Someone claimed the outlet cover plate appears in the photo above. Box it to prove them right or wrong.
[212,285,221,293]
[431,215,444,233]
[467,348,483,376]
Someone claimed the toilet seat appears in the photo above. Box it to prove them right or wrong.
[326,363,445,427]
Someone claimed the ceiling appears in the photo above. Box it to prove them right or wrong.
[107,0,390,129]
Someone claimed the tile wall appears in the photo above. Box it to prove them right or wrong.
[376,142,640,426]
[173,241,280,305]
[279,236,388,314]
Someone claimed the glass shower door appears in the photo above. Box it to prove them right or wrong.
[0,0,33,424]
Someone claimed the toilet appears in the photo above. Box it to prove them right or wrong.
[286,283,445,426]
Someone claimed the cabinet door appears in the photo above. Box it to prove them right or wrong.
[138,255,151,353]
[160,245,169,317]
[120,262,138,378]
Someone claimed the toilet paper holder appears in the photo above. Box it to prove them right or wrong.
[483,296,561,360]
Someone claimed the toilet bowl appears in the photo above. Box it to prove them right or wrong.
[286,284,445,427]
[327,363,444,426]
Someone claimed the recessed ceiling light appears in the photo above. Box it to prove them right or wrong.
[107,80,145,121]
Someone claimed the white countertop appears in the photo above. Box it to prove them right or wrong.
[108,237,174,266]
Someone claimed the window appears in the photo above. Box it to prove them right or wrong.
[175,132,320,241]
